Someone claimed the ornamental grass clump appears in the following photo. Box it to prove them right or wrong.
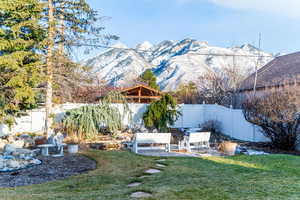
[62,92,131,139]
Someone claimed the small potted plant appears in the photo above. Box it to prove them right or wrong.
[65,136,79,154]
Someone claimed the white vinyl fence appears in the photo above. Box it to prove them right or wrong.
[0,103,268,142]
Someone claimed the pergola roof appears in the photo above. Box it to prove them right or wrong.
[121,84,162,103]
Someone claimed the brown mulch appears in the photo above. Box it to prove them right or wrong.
[0,154,96,188]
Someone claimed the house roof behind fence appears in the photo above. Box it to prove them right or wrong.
[240,51,300,91]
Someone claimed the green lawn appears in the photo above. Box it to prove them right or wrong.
[2,150,300,200]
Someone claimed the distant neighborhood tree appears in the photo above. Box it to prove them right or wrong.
[143,94,181,132]
[140,69,160,90]
[243,91,300,150]
[175,82,200,104]
[197,71,232,105]
[0,0,44,127]
[196,60,249,107]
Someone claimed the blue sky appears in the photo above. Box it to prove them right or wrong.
[85,0,300,56]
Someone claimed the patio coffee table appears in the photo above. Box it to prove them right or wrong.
[37,144,56,156]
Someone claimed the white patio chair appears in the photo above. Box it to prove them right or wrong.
[186,132,211,152]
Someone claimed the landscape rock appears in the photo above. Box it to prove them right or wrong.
[156,163,166,168]
[145,168,161,174]
[11,140,25,148]
[7,135,15,143]
[0,139,8,150]
[127,182,142,187]
[0,156,42,172]
[12,148,38,159]
[6,159,21,169]
[130,192,152,198]
[4,144,17,155]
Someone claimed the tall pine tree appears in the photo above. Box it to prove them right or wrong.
[43,0,117,137]
[140,69,160,90]
[0,0,44,127]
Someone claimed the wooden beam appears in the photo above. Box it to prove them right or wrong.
[138,86,141,103]
[121,84,163,95]
[124,96,161,99]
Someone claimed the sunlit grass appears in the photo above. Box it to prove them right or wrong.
[203,156,267,170]
[1,151,300,200]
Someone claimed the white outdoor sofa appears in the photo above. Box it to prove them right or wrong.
[132,133,171,154]
[185,132,211,152]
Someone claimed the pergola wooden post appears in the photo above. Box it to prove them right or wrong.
[138,86,141,103]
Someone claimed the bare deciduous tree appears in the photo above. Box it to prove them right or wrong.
[197,71,232,105]
[243,91,300,150]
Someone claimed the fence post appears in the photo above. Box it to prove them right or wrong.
[30,110,33,132]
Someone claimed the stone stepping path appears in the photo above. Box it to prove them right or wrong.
[129,160,167,198]
[127,182,142,187]
[156,163,166,168]
[144,168,161,174]
[130,191,152,198]
[137,175,151,179]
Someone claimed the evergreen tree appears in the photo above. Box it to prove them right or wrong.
[0,0,44,127]
[175,82,199,104]
[140,69,160,90]
[143,94,180,132]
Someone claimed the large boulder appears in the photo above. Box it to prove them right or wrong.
[6,159,21,169]
[11,140,25,149]
[0,139,8,150]
[12,148,38,159]
[3,144,17,155]
[0,124,10,137]
[7,135,15,143]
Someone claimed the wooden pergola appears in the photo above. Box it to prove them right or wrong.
[121,84,162,103]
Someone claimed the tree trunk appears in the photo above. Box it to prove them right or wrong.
[45,0,55,138]
[59,1,65,57]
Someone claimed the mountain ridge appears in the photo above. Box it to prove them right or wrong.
[84,38,274,91]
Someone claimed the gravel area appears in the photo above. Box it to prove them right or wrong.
[0,154,96,188]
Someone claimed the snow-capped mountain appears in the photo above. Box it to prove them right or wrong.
[84,39,274,91]
[84,42,151,86]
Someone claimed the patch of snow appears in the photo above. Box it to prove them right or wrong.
[245,149,269,155]
[136,41,153,51]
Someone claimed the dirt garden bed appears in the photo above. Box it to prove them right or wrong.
[0,154,96,188]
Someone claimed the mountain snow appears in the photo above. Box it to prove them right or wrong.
[83,39,274,91]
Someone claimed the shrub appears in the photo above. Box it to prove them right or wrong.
[143,94,181,132]
[243,91,300,150]
[200,120,222,133]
